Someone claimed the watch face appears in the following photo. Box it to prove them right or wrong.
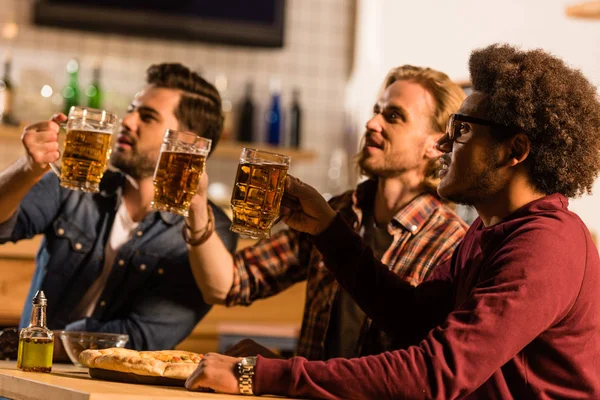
[241,356,257,367]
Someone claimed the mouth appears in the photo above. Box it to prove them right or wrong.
[439,165,449,177]
[116,133,135,150]
[439,157,450,177]
[364,136,384,151]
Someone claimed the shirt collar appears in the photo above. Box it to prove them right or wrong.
[352,179,442,234]
[390,193,442,234]
[98,170,180,226]
[98,169,126,198]
[158,211,181,225]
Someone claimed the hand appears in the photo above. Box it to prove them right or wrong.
[21,113,66,174]
[224,338,282,359]
[186,170,210,231]
[280,175,337,235]
[185,353,241,394]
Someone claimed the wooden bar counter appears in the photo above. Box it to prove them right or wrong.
[0,360,286,400]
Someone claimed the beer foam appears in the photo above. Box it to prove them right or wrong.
[245,160,289,167]
[68,129,112,135]
[163,148,209,156]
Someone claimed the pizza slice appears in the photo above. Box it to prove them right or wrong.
[80,348,203,381]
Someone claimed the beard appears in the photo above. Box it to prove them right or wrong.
[357,151,376,177]
[110,148,158,180]
[441,172,497,206]
[357,150,419,179]
[439,153,504,206]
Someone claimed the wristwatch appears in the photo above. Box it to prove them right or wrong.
[237,356,257,395]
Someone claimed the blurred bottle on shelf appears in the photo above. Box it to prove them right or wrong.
[0,52,18,125]
[62,59,80,115]
[237,81,255,143]
[266,77,282,146]
[86,64,102,109]
[215,73,234,141]
[288,88,302,148]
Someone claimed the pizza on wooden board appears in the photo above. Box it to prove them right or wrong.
[79,348,203,381]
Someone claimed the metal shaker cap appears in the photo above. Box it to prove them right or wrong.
[33,290,47,306]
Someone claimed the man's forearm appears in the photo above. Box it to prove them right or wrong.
[313,214,453,338]
[0,156,47,224]
[187,233,235,305]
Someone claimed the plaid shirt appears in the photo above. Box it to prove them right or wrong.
[226,179,468,360]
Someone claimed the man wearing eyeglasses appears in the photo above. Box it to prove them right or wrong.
[187,44,600,399]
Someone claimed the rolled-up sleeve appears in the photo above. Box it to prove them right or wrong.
[0,172,64,243]
[226,228,312,306]
[0,212,19,240]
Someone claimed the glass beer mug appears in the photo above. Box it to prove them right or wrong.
[49,106,118,193]
[230,148,291,239]
[151,129,212,217]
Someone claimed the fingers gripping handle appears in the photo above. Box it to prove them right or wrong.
[49,122,66,177]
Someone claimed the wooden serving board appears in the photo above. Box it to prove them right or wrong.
[0,360,278,399]
[89,367,187,387]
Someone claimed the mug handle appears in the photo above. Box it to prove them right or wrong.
[48,122,67,177]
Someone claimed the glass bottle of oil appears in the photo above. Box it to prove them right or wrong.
[17,291,54,372]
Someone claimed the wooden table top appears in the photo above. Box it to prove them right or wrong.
[0,360,280,400]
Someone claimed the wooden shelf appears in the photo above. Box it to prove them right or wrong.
[0,123,316,162]
[212,140,316,161]
[566,1,600,19]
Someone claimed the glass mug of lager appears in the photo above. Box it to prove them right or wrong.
[230,148,291,239]
[151,129,212,217]
[49,106,118,193]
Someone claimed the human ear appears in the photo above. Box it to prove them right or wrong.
[507,133,530,167]
[424,132,444,160]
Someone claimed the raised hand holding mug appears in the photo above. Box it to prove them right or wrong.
[49,106,118,193]
[230,148,291,239]
[150,129,212,217]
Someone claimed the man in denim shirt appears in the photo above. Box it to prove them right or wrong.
[0,63,237,352]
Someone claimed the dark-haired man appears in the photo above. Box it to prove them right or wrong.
[187,44,600,399]
[0,63,237,352]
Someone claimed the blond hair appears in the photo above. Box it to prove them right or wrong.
[380,65,466,195]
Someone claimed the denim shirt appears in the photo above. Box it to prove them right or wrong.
[0,170,237,350]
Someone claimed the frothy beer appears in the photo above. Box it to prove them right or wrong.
[152,151,207,217]
[60,129,112,192]
[230,161,288,238]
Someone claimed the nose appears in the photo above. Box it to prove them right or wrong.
[121,111,137,132]
[436,133,453,153]
[365,113,383,133]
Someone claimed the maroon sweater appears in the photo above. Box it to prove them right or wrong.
[254,194,600,399]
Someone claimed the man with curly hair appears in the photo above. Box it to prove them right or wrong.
[187,44,600,399]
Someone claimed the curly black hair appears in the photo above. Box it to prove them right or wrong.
[469,44,600,197]
[146,63,224,155]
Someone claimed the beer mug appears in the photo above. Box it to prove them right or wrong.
[151,129,212,217]
[49,106,118,193]
[230,148,291,239]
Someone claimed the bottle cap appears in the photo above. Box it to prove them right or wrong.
[66,59,79,74]
[33,290,47,306]
[269,77,282,94]
[292,88,301,100]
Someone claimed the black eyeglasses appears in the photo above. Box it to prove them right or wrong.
[437,113,509,152]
